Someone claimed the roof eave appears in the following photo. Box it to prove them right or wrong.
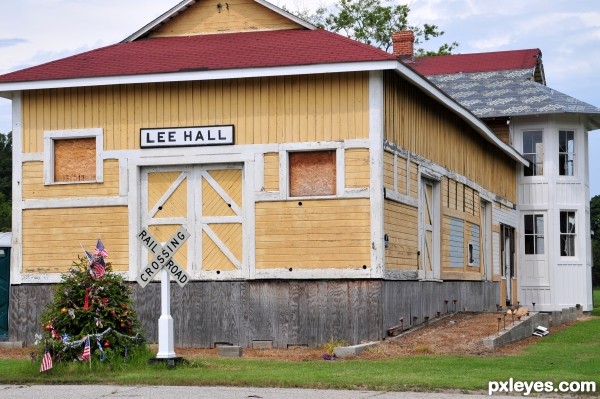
[394,62,529,166]
[0,60,398,93]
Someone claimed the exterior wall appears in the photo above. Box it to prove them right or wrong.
[21,73,370,152]
[148,0,303,38]
[21,207,129,274]
[383,71,516,203]
[9,279,499,347]
[345,148,370,189]
[382,137,516,285]
[492,201,520,307]
[255,199,371,269]
[441,177,483,280]
[384,200,418,271]
[514,115,593,311]
[22,160,120,199]
[382,71,519,308]
[14,72,372,282]
[484,117,511,146]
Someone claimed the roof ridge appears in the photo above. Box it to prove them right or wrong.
[315,29,396,59]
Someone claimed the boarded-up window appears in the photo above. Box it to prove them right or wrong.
[289,151,336,197]
[54,138,96,182]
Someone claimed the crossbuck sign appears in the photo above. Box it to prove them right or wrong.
[136,226,191,287]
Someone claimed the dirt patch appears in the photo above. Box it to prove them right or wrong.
[1,313,577,362]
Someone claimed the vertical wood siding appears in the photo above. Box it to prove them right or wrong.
[255,199,371,269]
[22,73,369,153]
[9,280,499,347]
[383,71,516,202]
[22,160,119,199]
[263,152,279,192]
[21,207,129,273]
[344,148,370,189]
[148,0,303,38]
[9,279,500,347]
[383,151,394,189]
[384,200,418,270]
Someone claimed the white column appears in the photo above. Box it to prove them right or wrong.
[156,269,176,358]
[369,70,385,278]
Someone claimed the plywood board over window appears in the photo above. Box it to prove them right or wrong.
[289,151,336,197]
[54,138,96,182]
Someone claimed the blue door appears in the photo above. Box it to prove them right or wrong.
[0,246,9,340]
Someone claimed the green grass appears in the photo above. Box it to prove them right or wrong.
[593,288,600,316]
[2,317,600,392]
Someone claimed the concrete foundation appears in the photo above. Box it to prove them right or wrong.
[218,346,243,357]
[333,342,378,357]
[0,341,24,349]
[482,312,549,349]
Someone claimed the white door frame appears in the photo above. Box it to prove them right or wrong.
[419,176,440,280]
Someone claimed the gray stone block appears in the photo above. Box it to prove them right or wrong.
[0,341,24,349]
[538,312,549,328]
[252,340,273,349]
[333,342,378,357]
[576,304,583,319]
[218,345,242,357]
[551,311,562,327]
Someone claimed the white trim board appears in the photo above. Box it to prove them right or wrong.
[0,61,398,92]
[10,92,23,284]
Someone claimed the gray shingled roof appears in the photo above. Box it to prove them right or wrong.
[428,69,600,123]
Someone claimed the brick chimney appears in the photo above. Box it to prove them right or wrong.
[392,30,414,58]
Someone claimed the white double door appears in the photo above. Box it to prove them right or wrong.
[140,164,245,278]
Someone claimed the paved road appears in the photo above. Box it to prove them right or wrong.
[0,385,524,399]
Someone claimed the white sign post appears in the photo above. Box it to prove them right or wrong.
[137,226,190,361]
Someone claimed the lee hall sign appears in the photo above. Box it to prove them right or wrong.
[141,125,234,148]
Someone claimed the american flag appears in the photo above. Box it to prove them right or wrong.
[94,239,109,258]
[81,336,91,361]
[91,259,105,278]
[40,346,53,372]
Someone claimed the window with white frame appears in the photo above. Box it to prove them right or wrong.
[524,214,544,255]
[560,211,576,256]
[558,130,575,176]
[523,130,543,176]
[43,128,104,185]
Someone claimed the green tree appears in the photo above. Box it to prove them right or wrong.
[0,192,10,231]
[0,132,10,231]
[38,242,144,363]
[0,132,11,200]
[591,195,600,287]
[294,0,458,55]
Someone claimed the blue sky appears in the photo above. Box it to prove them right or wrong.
[1,0,599,195]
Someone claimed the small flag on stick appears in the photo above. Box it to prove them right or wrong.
[40,343,53,373]
[81,335,91,361]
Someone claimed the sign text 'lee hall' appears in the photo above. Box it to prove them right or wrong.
[141,125,234,148]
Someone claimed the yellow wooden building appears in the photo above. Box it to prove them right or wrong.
[0,0,527,347]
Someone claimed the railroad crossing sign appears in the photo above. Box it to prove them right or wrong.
[136,226,191,287]
[135,225,191,361]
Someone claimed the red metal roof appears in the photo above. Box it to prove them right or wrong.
[406,49,541,76]
[0,29,396,84]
